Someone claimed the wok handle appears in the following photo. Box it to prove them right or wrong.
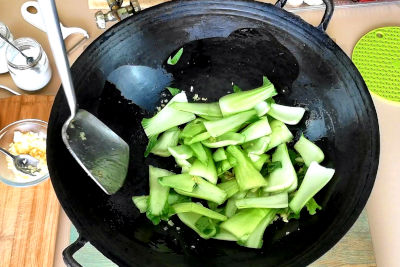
[62,235,88,267]
[274,0,334,32]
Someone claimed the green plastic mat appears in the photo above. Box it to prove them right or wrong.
[352,26,400,103]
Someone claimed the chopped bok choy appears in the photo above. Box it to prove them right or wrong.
[133,76,335,249]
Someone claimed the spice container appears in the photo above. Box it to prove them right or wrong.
[0,22,13,74]
[6,38,51,91]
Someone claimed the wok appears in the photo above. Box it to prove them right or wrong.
[47,0,379,266]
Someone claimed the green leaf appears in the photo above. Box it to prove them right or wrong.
[233,84,242,93]
[167,47,184,65]
[260,161,282,176]
[305,197,322,215]
[144,134,159,157]
[166,87,181,96]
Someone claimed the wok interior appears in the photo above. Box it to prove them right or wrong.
[47,1,378,266]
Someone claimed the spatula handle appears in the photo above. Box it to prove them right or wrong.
[38,0,77,116]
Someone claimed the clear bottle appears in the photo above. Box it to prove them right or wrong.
[6,38,52,91]
[0,22,14,74]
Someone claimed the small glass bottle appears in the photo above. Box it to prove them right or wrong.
[6,38,52,91]
[0,22,13,74]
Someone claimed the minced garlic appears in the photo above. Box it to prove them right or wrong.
[6,131,48,182]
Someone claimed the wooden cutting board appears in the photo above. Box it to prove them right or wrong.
[0,95,59,267]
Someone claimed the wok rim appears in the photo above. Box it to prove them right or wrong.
[48,0,380,266]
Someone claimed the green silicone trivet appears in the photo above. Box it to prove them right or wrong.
[352,27,400,103]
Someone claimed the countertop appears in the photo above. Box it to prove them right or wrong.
[1,1,400,267]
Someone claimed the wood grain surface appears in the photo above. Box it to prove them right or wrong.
[0,95,60,267]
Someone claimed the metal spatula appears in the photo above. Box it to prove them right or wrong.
[38,0,129,194]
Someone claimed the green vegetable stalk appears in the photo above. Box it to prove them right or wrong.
[158,173,196,192]
[267,103,305,125]
[202,132,245,148]
[226,145,267,191]
[240,116,271,142]
[170,102,222,117]
[289,162,335,214]
[264,143,297,193]
[150,127,180,157]
[142,92,195,137]
[220,208,270,242]
[146,166,174,225]
[189,147,217,184]
[132,196,148,213]
[235,192,288,209]
[294,134,325,166]
[175,176,227,205]
[219,79,277,116]
[204,110,257,137]
[266,120,293,151]
[177,212,217,239]
[171,202,227,221]
[213,148,227,162]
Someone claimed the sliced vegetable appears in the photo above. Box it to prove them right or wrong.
[240,117,271,142]
[189,147,217,184]
[166,87,181,96]
[250,154,269,171]
[175,176,227,205]
[189,142,207,164]
[266,120,293,151]
[170,102,222,117]
[198,114,222,121]
[212,229,238,241]
[242,136,270,156]
[150,127,180,157]
[294,134,325,166]
[254,101,271,117]
[146,166,174,225]
[144,134,159,157]
[171,202,227,221]
[226,145,267,191]
[185,132,211,145]
[168,145,193,160]
[289,161,335,214]
[213,148,227,162]
[176,158,192,173]
[168,191,191,205]
[217,179,239,199]
[204,110,257,137]
[167,47,183,65]
[225,191,247,218]
[216,160,232,176]
[219,79,277,116]
[132,195,148,213]
[177,212,217,239]
[267,103,305,125]
[202,132,245,148]
[142,92,195,137]
[235,193,288,209]
[239,209,277,249]
[220,208,270,241]
[264,143,297,193]
[159,173,196,192]
[180,119,206,138]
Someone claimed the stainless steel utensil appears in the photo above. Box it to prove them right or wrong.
[0,147,41,175]
[38,0,129,195]
[0,34,34,65]
[0,84,21,95]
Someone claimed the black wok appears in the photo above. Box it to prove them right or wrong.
[47,0,379,266]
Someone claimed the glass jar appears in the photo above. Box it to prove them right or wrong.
[6,38,52,91]
[0,22,13,74]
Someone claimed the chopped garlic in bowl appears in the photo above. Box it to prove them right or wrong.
[6,131,48,182]
[0,119,49,187]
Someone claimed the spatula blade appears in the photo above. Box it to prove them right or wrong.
[62,109,129,194]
